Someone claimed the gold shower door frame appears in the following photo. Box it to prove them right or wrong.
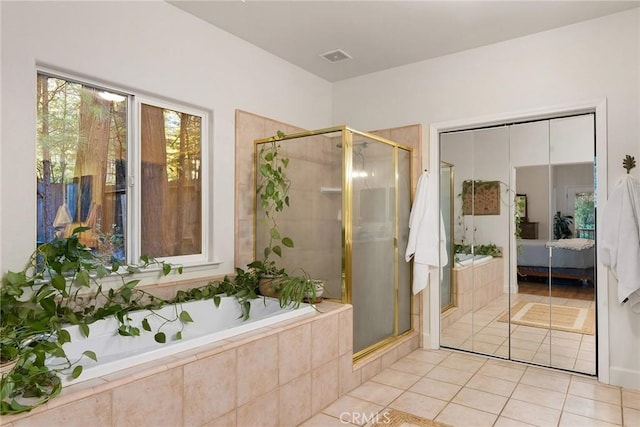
[254,126,414,361]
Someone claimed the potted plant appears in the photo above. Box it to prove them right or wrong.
[553,211,574,240]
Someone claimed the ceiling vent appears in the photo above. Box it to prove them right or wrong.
[320,49,352,63]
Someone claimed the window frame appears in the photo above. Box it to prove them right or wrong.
[36,67,212,267]
[132,96,210,265]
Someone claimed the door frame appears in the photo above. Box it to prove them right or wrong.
[426,99,609,383]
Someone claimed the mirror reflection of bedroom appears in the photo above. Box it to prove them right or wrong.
[439,113,596,375]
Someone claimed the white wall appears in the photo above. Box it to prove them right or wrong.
[0,1,332,278]
[333,9,640,389]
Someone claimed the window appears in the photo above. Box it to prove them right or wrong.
[36,72,207,264]
[574,191,595,239]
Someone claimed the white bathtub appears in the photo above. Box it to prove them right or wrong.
[48,296,315,385]
[455,254,493,267]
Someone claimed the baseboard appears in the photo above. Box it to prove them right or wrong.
[609,366,640,390]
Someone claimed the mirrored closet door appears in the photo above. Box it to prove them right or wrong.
[439,114,596,375]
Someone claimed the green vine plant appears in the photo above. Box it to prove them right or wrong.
[253,130,294,276]
[0,227,188,415]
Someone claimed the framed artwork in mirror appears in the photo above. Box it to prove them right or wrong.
[515,194,527,220]
[462,180,501,215]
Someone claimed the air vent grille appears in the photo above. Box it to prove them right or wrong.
[320,49,352,63]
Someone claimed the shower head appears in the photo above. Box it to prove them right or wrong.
[335,142,369,154]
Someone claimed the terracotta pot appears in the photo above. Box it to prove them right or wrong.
[0,359,17,378]
[258,275,284,298]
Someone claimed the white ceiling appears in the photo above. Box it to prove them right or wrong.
[169,0,640,82]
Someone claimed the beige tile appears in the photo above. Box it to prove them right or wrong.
[559,411,621,427]
[622,389,640,410]
[322,395,385,426]
[426,365,475,386]
[563,395,622,424]
[11,392,111,427]
[439,353,487,373]
[623,406,640,427]
[371,367,421,390]
[237,389,279,427]
[358,358,382,382]
[404,349,450,365]
[300,412,356,427]
[380,347,399,369]
[389,391,447,421]
[312,359,339,414]
[493,416,537,426]
[466,373,517,397]
[389,358,435,376]
[568,379,622,405]
[202,410,236,427]
[501,399,561,426]
[183,349,237,425]
[112,368,182,427]
[278,323,312,384]
[476,362,525,383]
[339,353,362,395]
[339,308,353,355]
[519,369,570,393]
[237,334,279,405]
[312,314,339,368]
[280,373,312,427]
[435,402,497,427]
[452,387,508,414]
[409,377,462,401]
[511,383,566,410]
[348,381,404,406]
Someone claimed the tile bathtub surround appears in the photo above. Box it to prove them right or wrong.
[2,302,352,427]
[303,348,640,427]
[2,300,421,427]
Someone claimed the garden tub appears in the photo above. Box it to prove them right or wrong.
[47,296,315,385]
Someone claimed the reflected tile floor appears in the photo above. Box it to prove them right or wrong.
[300,349,640,427]
[441,292,596,375]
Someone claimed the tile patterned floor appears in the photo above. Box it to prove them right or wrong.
[300,348,640,427]
[441,291,596,375]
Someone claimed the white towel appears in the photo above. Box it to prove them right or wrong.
[546,238,595,251]
[599,175,640,311]
[405,171,448,294]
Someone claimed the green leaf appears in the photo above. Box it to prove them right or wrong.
[79,323,90,338]
[270,228,281,239]
[40,297,56,314]
[177,266,183,274]
[265,152,274,161]
[213,295,221,307]
[58,329,71,345]
[52,274,66,293]
[175,331,182,340]
[162,263,171,276]
[141,318,151,332]
[6,270,27,286]
[179,311,193,323]
[154,332,166,344]
[71,365,83,379]
[281,237,294,248]
[82,350,97,362]
[282,157,289,167]
[76,270,90,287]
[272,246,282,257]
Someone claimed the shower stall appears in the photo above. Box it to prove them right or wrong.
[254,126,413,357]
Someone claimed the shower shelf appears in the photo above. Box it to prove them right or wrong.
[320,186,342,194]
